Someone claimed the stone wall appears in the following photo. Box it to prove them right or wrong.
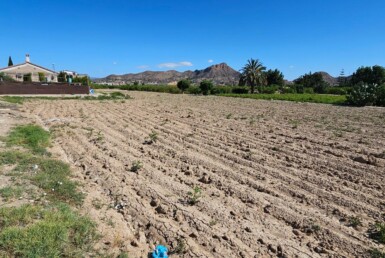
[0,82,89,95]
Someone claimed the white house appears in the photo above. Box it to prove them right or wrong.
[0,54,58,82]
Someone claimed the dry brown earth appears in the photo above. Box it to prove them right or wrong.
[18,91,385,257]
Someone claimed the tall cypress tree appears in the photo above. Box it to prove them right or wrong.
[8,56,13,66]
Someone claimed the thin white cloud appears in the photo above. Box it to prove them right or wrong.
[137,65,149,69]
[158,61,193,69]
[113,61,118,65]
[289,65,294,69]
[208,59,214,63]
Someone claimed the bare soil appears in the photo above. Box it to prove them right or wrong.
[18,91,385,257]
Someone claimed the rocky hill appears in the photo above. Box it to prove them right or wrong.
[318,72,339,86]
[97,63,241,85]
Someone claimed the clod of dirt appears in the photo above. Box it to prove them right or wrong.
[199,175,212,184]
[155,205,168,214]
[150,198,158,207]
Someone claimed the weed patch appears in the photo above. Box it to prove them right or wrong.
[0,186,23,201]
[0,203,97,257]
[0,151,83,205]
[0,96,24,104]
[6,125,50,155]
[370,223,385,244]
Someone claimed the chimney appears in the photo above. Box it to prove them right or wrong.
[25,54,30,63]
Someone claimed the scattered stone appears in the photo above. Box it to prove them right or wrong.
[264,205,272,214]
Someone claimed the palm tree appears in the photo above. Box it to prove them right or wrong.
[240,59,266,93]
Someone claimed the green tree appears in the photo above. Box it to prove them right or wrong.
[177,79,190,92]
[265,69,284,86]
[8,56,13,66]
[73,76,90,85]
[0,72,15,82]
[58,72,67,82]
[350,65,385,85]
[199,80,214,95]
[337,69,347,87]
[294,72,329,93]
[240,59,266,93]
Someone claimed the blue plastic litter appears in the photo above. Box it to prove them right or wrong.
[152,245,168,258]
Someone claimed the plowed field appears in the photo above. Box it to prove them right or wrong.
[22,91,385,257]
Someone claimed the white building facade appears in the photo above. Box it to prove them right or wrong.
[0,54,58,82]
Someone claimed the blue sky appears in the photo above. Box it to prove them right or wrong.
[1,0,384,80]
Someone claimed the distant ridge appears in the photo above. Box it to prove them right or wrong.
[95,63,241,85]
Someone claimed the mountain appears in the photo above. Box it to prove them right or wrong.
[317,71,339,86]
[95,63,241,85]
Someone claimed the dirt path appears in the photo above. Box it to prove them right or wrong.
[21,92,385,257]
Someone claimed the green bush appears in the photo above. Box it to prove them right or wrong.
[0,72,15,82]
[326,87,351,95]
[347,83,378,106]
[211,86,233,95]
[231,87,249,94]
[261,85,279,94]
[199,80,214,95]
[177,79,191,92]
[186,86,201,95]
[304,87,314,94]
[295,84,304,94]
[282,86,296,94]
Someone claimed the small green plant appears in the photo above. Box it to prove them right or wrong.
[96,131,104,141]
[370,223,385,244]
[209,220,218,226]
[226,113,232,119]
[130,161,143,173]
[106,218,115,227]
[173,238,187,254]
[148,131,158,143]
[311,224,321,233]
[92,198,104,210]
[348,216,362,229]
[187,186,202,205]
[117,252,129,258]
[370,248,385,258]
[289,119,300,129]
